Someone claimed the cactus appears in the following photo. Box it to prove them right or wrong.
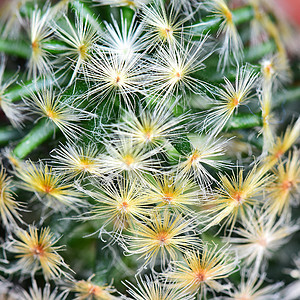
[0,0,300,299]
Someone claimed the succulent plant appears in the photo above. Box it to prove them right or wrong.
[0,0,300,299]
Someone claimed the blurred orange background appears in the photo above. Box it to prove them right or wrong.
[275,0,300,26]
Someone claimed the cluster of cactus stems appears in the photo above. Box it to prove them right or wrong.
[0,0,300,299]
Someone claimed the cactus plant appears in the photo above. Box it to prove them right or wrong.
[0,0,300,299]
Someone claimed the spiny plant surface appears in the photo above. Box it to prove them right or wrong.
[0,0,300,299]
